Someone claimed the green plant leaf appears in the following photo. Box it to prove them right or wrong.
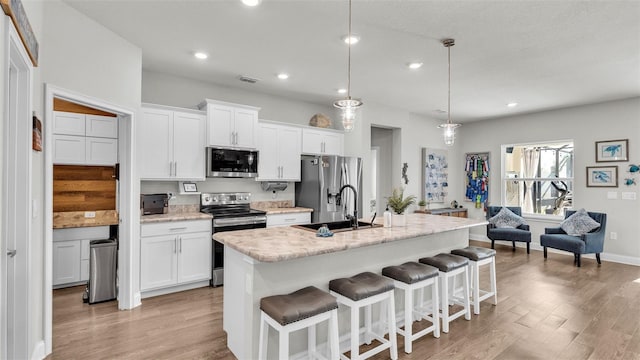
[387,188,416,214]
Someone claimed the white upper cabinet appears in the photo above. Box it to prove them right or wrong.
[139,104,206,181]
[52,111,119,165]
[301,127,344,156]
[199,99,260,150]
[257,121,302,181]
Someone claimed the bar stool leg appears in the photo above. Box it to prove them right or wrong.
[258,312,268,360]
[440,273,449,333]
[329,310,340,360]
[490,257,498,305]
[279,326,289,360]
[364,304,372,345]
[350,304,360,360]
[432,279,440,338]
[404,286,413,353]
[463,266,472,320]
[388,294,398,360]
[472,261,480,315]
[308,323,316,357]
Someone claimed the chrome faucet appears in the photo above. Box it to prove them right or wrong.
[338,184,358,229]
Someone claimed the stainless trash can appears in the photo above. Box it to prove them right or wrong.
[86,239,117,304]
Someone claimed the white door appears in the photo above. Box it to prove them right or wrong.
[208,104,234,147]
[52,134,86,164]
[52,241,81,285]
[173,112,205,180]
[139,108,173,179]
[2,25,32,360]
[322,132,344,156]
[256,123,279,180]
[233,108,257,149]
[177,232,211,283]
[140,235,178,291]
[52,111,85,135]
[85,137,118,165]
[301,129,325,154]
[278,126,302,180]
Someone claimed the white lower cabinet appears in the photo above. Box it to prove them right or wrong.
[266,212,311,227]
[140,220,211,296]
[53,241,81,286]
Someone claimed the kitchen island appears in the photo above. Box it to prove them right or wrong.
[213,213,487,359]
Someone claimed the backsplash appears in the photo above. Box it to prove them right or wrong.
[141,178,295,206]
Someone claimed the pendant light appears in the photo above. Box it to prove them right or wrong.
[438,38,461,146]
[333,0,362,132]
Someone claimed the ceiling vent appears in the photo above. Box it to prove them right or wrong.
[238,75,260,84]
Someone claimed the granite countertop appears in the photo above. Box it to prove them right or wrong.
[140,211,212,223]
[213,213,487,263]
[263,207,313,215]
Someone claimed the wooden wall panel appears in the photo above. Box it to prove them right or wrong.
[54,98,117,117]
[53,165,117,212]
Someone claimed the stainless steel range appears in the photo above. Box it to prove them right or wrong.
[200,192,266,287]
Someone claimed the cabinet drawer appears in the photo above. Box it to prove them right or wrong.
[141,220,211,237]
[267,212,311,227]
[86,115,118,138]
[53,226,110,242]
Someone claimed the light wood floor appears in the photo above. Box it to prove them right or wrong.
[49,241,640,360]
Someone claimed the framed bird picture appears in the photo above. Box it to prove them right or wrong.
[595,139,628,162]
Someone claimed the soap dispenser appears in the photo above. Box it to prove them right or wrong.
[383,206,392,228]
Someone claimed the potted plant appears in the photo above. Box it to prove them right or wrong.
[418,199,427,212]
[387,188,416,227]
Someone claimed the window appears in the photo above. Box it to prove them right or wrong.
[503,141,574,216]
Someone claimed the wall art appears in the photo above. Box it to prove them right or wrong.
[422,148,448,203]
[595,139,628,162]
[586,166,618,187]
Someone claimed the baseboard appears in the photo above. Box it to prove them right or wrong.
[133,292,142,308]
[140,280,210,299]
[469,234,640,266]
[31,340,46,360]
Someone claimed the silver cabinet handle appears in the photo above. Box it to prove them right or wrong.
[7,249,16,258]
[169,227,187,231]
[173,238,177,253]
[235,132,239,145]
[230,132,234,145]
[174,162,178,176]
[179,236,182,253]
[169,161,173,176]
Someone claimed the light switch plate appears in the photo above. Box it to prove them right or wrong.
[622,192,637,200]
[607,191,618,199]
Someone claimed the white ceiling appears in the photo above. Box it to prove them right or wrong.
[65,0,640,122]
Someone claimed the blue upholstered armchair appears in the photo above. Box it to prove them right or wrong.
[486,206,532,253]
[540,210,606,267]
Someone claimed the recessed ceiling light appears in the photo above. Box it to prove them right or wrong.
[407,62,423,70]
[507,102,518,107]
[337,88,347,94]
[194,52,208,60]
[342,35,360,45]
[277,73,289,80]
[241,0,261,6]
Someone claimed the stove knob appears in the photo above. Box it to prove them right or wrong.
[204,196,210,202]
[213,197,218,202]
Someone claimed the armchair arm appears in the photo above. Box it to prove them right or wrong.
[581,226,605,253]
[544,227,565,234]
[517,224,530,231]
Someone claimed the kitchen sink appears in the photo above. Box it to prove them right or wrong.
[294,220,382,233]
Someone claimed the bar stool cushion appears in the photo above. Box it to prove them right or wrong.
[382,261,439,284]
[451,246,496,261]
[329,272,394,301]
[419,253,468,272]
[260,286,338,326]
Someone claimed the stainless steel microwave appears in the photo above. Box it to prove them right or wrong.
[206,147,258,178]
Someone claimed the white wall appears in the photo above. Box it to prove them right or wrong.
[456,98,640,262]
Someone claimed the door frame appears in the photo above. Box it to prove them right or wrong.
[43,85,140,355]
[1,18,33,360]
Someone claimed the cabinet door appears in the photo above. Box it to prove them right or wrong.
[140,235,178,291]
[139,108,173,179]
[233,108,258,149]
[207,104,234,147]
[52,135,86,164]
[85,115,118,138]
[278,126,302,181]
[53,241,81,285]
[256,123,280,180]
[177,232,212,284]
[52,111,85,136]
[301,129,324,155]
[86,137,118,165]
[173,112,206,180]
[322,132,344,156]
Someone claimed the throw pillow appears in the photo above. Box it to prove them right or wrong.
[560,208,600,236]
[489,207,526,228]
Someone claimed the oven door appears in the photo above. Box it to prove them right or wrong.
[211,219,267,287]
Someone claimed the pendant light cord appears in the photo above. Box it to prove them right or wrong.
[447,43,451,125]
[347,0,352,100]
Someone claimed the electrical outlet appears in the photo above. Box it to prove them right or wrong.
[621,192,637,200]
[84,211,96,218]
[610,232,617,240]
[607,191,618,199]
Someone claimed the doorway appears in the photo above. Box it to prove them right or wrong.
[371,127,394,215]
[1,22,33,360]
[43,86,138,355]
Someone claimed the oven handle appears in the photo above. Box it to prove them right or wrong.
[213,216,267,227]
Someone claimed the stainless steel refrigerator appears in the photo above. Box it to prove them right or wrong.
[295,155,362,223]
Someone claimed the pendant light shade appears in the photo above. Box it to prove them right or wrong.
[438,38,461,146]
[333,0,362,132]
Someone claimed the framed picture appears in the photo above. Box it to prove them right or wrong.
[32,114,42,151]
[595,139,628,162]
[586,166,618,187]
[422,148,449,203]
[182,182,198,193]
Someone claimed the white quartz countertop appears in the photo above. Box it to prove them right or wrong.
[263,207,313,215]
[213,213,487,262]
[140,212,212,223]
